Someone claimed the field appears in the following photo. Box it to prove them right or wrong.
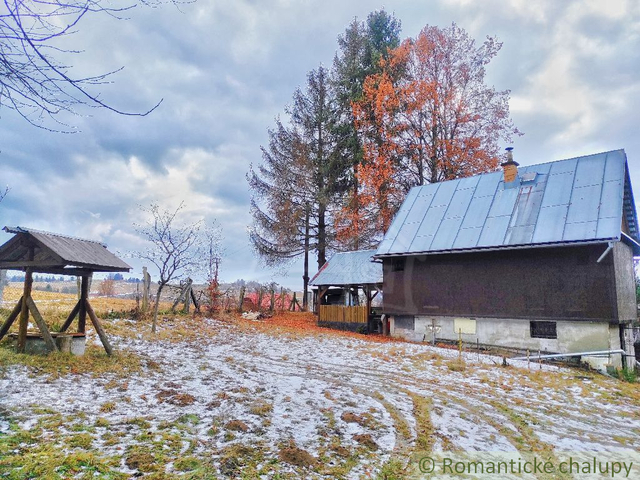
[1,290,639,479]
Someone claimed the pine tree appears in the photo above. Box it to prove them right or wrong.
[248,66,341,308]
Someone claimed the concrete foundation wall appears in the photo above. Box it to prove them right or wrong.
[389,315,626,369]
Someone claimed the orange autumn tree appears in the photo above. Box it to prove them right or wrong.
[337,23,521,244]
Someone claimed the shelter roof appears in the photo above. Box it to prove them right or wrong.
[0,226,131,274]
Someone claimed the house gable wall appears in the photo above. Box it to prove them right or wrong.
[382,244,618,321]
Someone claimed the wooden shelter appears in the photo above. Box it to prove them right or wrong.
[0,226,131,355]
[310,249,383,332]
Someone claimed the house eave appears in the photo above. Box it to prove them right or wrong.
[373,237,623,260]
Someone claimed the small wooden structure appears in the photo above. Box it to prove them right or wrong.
[0,227,131,355]
[310,249,382,332]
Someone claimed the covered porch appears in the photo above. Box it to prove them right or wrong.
[310,249,382,333]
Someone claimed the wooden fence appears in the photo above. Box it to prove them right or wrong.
[319,305,368,324]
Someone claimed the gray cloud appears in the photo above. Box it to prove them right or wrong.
[1,0,639,288]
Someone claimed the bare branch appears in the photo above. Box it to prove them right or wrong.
[133,202,203,332]
[0,0,187,131]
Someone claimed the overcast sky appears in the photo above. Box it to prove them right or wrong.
[1,0,639,289]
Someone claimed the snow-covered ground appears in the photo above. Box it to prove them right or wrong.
[1,317,639,479]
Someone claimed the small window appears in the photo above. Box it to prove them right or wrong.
[391,257,405,272]
[394,315,415,330]
[530,321,557,339]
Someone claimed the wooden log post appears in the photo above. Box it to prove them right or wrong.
[26,297,58,352]
[289,292,296,311]
[279,287,284,313]
[183,279,192,314]
[0,297,22,341]
[237,286,246,313]
[141,266,149,312]
[59,299,82,333]
[316,287,328,319]
[78,275,90,333]
[269,289,275,312]
[0,269,6,302]
[85,300,113,356]
[366,287,375,332]
[17,267,34,353]
[257,288,264,312]
[190,288,200,313]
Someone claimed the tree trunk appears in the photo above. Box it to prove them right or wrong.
[152,283,164,334]
[317,202,327,269]
[302,208,310,311]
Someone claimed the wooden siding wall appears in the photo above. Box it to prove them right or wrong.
[382,244,619,321]
[319,305,368,323]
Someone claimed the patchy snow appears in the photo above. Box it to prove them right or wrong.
[1,317,639,478]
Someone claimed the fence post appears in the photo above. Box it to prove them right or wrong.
[141,266,150,312]
[238,286,246,313]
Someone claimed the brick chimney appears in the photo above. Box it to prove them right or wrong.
[501,147,519,183]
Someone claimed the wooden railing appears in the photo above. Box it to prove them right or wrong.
[319,305,368,324]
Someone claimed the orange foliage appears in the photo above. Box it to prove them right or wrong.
[338,23,520,243]
[235,311,401,344]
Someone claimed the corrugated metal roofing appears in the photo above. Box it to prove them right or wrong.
[0,226,131,272]
[310,249,382,286]
[376,149,639,257]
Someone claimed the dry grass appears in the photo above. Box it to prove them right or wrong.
[1,286,173,322]
[0,343,144,380]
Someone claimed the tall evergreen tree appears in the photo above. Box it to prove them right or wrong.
[248,67,341,307]
[331,10,402,249]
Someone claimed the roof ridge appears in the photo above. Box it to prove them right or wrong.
[3,226,107,247]
[521,148,625,170]
[409,149,627,192]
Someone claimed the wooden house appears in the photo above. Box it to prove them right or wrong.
[374,149,638,369]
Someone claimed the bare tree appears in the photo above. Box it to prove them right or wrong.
[202,221,224,314]
[0,0,175,131]
[134,202,202,332]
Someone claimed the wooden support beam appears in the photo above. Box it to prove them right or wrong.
[17,266,33,353]
[190,288,200,312]
[316,287,329,316]
[0,297,22,341]
[26,297,58,353]
[78,275,89,333]
[59,299,82,333]
[0,261,65,269]
[85,300,113,356]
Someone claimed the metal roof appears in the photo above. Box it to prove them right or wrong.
[310,249,382,286]
[0,226,131,273]
[376,149,639,257]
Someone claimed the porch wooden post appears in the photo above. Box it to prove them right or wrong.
[17,268,33,353]
[365,286,372,332]
[78,275,89,333]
